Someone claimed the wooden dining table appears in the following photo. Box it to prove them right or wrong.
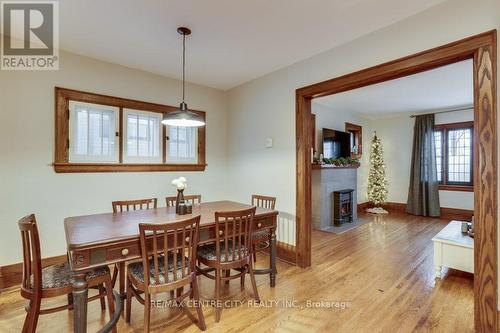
[64,200,278,333]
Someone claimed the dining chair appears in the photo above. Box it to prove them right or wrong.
[18,214,115,333]
[112,198,158,212]
[197,207,259,322]
[250,195,276,263]
[125,215,206,332]
[111,198,158,289]
[166,194,202,207]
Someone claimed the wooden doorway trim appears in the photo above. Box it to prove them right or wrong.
[295,30,497,332]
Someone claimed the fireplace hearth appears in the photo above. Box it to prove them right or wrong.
[333,189,354,226]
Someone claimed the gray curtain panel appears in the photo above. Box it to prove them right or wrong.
[406,114,441,217]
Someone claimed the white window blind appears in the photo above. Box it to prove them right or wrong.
[123,109,162,163]
[68,101,119,162]
[167,125,198,164]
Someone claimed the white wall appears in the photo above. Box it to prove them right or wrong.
[311,102,371,203]
[0,50,228,265]
[369,109,474,209]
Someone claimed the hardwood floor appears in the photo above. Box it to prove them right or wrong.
[0,212,474,332]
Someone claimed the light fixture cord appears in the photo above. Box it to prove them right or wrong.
[182,32,186,103]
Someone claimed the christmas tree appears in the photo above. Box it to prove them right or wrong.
[367,132,388,206]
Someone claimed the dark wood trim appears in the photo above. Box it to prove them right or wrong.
[54,92,69,163]
[434,121,474,130]
[439,185,474,192]
[435,121,474,187]
[198,125,206,166]
[162,119,167,164]
[118,107,123,164]
[0,255,67,290]
[361,202,407,213]
[57,87,178,113]
[296,30,497,332]
[358,201,474,221]
[382,202,406,212]
[356,202,372,212]
[297,32,495,99]
[440,207,475,221]
[53,163,207,173]
[473,37,497,332]
[357,201,406,213]
[54,87,207,173]
[311,113,316,154]
[295,94,312,268]
[262,241,297,265]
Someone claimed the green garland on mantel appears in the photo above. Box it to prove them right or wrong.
[313,156,360,168]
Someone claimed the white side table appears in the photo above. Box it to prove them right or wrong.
[432,220,474,278]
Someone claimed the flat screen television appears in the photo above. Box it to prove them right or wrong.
[322,128,351,159]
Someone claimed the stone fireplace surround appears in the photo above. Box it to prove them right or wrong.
[312,166,358,231]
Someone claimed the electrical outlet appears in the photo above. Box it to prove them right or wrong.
[265,137,273,148]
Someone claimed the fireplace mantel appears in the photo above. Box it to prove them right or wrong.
[312,164,360,170]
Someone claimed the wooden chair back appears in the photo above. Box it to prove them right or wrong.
[112,198,157,213]
[18,214,42,294]
[138,215,201,288]
[251,194,276,210]
[166,194,202,207]
[214,207,256,263]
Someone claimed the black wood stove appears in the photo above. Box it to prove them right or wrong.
[333,189,354,226]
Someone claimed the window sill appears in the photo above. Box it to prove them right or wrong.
[53,163,207,173]
[438,185,474,192]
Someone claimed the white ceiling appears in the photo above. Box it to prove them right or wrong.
[58,0,447,90]
[314,59,473,118]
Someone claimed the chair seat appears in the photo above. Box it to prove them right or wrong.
[252,229,270,240]
[128,255,189,285]
[197,242,249,262]
[31,262,110,289]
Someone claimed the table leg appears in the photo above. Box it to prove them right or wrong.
[433,241,442,279]
[72,272,89,333]
[270,227,277,287]
[119,262,125,297]
[435,265,442,279]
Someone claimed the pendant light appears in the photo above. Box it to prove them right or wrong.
[162,27,205,127]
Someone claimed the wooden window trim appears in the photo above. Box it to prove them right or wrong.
[434,121,474,130]
[438,184,474,192]
[54,87,206,173]
[311,113,316,154]
[345,122,362,158]
[435,121,473,191]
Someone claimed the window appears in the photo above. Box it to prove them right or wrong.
[345,122,362,158]
[323,141,334,159]
[69,101,119,162]
[123,109,162,163]
[434,122,473,190]
[166,125,198,163]
[54,88,206,173]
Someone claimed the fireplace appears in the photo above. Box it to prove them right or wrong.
[333,189,354,226]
